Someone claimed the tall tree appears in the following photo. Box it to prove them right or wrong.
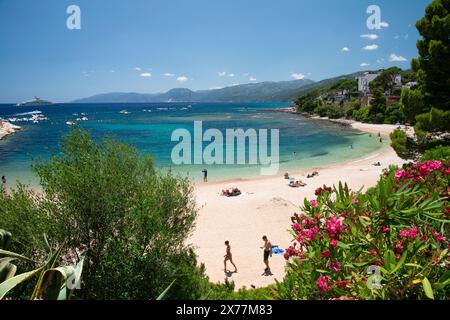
[400,88,426,124]
[412,0,450,110]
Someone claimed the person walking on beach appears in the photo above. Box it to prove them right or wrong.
[1,176,6,187]
[202,169,208,182]
[261,235,272,273]
[224,241,237,273]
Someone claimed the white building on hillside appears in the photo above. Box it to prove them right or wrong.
[357,71,380,94]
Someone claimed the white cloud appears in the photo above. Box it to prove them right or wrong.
[360,62,370,67]
[376,58,385,64]
[249,77,257,81]
[380,21,389,28]
[134,67,142,71]
[389,53,407,62]
[363,44,379,51]
[209,86,224,90]
[291,72,305,80]
[404,34,409,39]
[218,71,227,77]
[231,83,240,86]
[139,72,152,77]
[228,73,235,77]
[394,35,400,39]
[341,47,350,52]
[360,34,379,40]
[177,76,189,82]
[164,73,175,77]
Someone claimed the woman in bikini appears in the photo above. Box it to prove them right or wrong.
[224,241,237,273]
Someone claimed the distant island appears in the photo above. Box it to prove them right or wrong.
[16,96,53,107]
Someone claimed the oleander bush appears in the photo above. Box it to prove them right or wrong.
[277,160,450,300]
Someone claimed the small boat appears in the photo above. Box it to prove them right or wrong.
[66,121,74,126]
[119,110,130,114]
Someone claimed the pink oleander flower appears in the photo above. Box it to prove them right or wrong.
[310,199,318,208]
[380,225,390,234]
[395,170,407,179]
[316,276,330,294]
[321,248,330,258]
[428,160,442,170]
[340,212,347,218]
[330,239,338,248]
[293,222,301,231]
[399,226,420,240]
[325,216,346,239]
[418,165,430,176]
[433,231,446,243]
[302,227,319,241]
[336,280,349,288]
[330,261,341,273]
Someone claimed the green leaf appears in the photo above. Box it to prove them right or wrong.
[337,242,351,250]
[0,249,36,264]
[156,279,176,300]
[0,267,43,300]
[0,230,12,250]
[391,251,407,274]
[422,277,434,300]
[0,258,17,282]
[315,269,328,274]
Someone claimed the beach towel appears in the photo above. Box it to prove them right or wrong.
[271,245,285,255]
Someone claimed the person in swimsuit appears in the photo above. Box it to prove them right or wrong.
[224,241,237,273]
[202,169,208,182]
[261,235,272,273]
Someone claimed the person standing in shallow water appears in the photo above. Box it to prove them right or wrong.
[224,241,237,273]
[261,235,272,273]
[202,169,208,182]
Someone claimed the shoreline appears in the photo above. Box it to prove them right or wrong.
[0,120,21,140]
[190,118,406,289]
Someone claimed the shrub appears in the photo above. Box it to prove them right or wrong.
[205,279,274,300]
[390,129,419,160]
[1,128,203,299]
[421,146,450,162]
[384,103,405,124]
[415,108,450,133]
[352,105,371,123]
[278,161,450,300]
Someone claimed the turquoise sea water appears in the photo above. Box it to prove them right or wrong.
[0,102,388,186]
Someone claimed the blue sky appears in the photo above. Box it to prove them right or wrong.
[0,0,431,102]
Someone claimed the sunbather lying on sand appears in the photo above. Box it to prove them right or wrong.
[289,180,306,188]
[221,187,242,197]
[307,171,319,178]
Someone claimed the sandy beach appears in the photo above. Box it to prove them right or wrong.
[189,121,407,289]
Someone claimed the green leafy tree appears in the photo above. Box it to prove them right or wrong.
[400,88,426,124]
[369,67,403,95]
[369,88,387,123]
[412,0,450,110]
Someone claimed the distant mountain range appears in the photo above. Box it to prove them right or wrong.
[71,71,369,103]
